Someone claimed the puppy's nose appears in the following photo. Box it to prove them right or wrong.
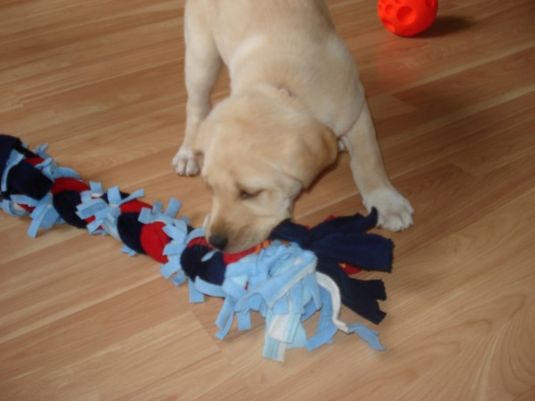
[208,234,228,251]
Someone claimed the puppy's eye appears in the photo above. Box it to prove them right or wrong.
[239,189,261,200]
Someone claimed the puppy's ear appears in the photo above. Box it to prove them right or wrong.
[279,119,338,188]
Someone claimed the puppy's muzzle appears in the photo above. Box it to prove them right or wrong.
[208,234,228,251]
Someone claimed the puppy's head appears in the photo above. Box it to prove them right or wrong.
[194,89,338,252]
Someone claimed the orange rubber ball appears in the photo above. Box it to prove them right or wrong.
[378,0,438,37]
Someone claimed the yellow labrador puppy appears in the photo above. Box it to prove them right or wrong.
[172,0,413,252]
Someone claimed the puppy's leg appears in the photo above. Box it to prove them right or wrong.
[342,101,413,231]
[172,3,221,175]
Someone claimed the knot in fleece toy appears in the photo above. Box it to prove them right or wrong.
[0,134,394,361]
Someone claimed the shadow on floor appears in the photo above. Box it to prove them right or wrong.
[419,16,475,38]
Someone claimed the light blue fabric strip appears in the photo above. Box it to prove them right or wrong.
[36,160,80,180]
[89,181,103,195]
[347,323,384,351]
[170,270,188,286]
[305,287,337,351]
[4,195,35,218]
[27,194,62,237]
[121,245,138,256]
[31,144,80,181]
[9,194,38,207]
[304,274,322,309]
[301,299,318,322]
[1,199,27,217]
[188,279,204,303]
[222,277,248,300]
[236,311,251,331]
[137,207,153,224]
[152,201,163,215]
[170,270,186,286]
[263,329,286,362]
[201,250,216,262]
[186,227,205,242]
[236,293,263,313]
[194,277,225,298]
[224,259,254,278]
[85,218,102,234]
[119,188,144,206]
[35,144,50,159]
[272,298,289,315]
[255,272,299,308]
[288,324,307,349]
[215,298,235,339]
[289,282,304,315]
[165,198,182,218]
[106,186,122,205]
[163,242,186,257]
[160,260,181,278]
[163,220,189,243]
[137,198,184,226]
[76,197,107,219]
[269,313,301,343]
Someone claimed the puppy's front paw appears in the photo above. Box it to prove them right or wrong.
[363,187,413,231]
[172,147,200,176]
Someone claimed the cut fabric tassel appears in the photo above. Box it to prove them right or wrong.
[0,133,394,361]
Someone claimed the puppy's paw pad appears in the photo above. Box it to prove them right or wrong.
[364,188,413,231]
[172,148,200,176]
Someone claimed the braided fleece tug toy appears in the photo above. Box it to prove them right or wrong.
[0,134,394,361]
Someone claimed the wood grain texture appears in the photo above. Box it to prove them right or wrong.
[1,1,534,400]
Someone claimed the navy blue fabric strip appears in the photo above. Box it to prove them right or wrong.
[52,191,88,228]
[181,245,226,285]
[318,259,387,324]
[1,134,53,200]
[270,208,393,272]
[0,134,20,179]
[117,213,146,255]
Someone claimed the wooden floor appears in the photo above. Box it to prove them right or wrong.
[1,0,534,400]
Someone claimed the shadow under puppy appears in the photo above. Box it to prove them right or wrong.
[173,0,413,253]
